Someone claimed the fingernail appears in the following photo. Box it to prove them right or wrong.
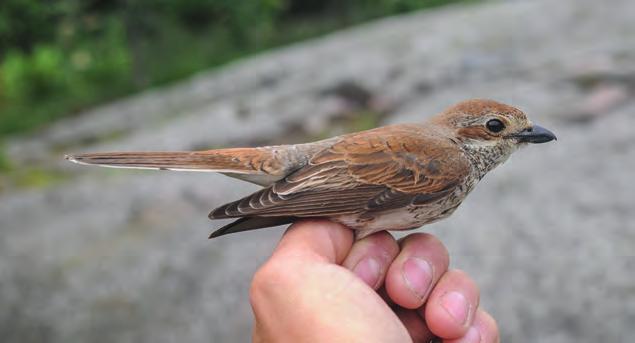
[461,327,481,343]
[441,291,470,325]
[353,257,381,288]
[402,257,433,299]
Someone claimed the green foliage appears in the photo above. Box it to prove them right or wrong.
[0,0,470,138]
[0,145,10,172]
[164,0,284,34]
[74,19,131,93]
[2,46,68,102]
[0,0,60,53]
[364,0,464,13]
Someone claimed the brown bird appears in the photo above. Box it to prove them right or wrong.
[66,99,556,239]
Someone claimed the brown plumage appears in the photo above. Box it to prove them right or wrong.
[66,99,556,239]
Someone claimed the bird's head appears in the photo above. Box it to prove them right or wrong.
[430,99,556,174]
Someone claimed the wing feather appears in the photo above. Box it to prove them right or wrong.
[209,124,470,220]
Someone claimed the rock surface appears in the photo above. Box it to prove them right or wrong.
[2,0,634,342]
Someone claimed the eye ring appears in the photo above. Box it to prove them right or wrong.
[485,119,505,133]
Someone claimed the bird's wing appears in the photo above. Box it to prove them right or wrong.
[210,125,470,218]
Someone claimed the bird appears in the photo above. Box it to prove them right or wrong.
[65,99,556,240]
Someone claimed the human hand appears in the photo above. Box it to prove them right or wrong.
[249,220,499,342]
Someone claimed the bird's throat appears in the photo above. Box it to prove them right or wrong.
[460,143,515,179]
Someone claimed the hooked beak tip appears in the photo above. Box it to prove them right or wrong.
[510,124,557,144]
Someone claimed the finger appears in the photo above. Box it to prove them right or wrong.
[473,309,499,343]
[341,231,399,289]
[443,309,499,343]
[251,220,410,342]
[422,269,480,339]
[394,308,434,343]
[385,233,450,309]
[251,219,353,309]
[273,219,354,264]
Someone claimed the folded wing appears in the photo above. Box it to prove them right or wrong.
[209,125,470,236]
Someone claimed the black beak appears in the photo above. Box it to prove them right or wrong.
[509,124,557,144]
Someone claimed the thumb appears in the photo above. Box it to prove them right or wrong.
[272,219,354,265]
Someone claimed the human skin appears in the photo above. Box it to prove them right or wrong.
[250,220,499,342]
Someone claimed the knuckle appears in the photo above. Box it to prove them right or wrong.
[361,231,399,255]
[250,260,286,304]
[451,268,476,286]
[250,255,302,294]
[404,232,447,253]
[249,267,267,306]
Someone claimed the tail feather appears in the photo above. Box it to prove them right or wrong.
[65,151,248,172]
[66,141,332,185]
[64,148,293,186]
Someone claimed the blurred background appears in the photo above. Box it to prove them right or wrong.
[1,0,633,342]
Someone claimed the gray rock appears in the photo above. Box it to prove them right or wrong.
[2,0,634,341]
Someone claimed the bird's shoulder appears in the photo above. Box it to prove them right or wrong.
[313,123,459,161]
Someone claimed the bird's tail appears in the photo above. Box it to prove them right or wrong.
[65,150,247,172]
[65,148,292,186]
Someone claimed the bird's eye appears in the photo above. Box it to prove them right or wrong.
[485,119,505,133]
